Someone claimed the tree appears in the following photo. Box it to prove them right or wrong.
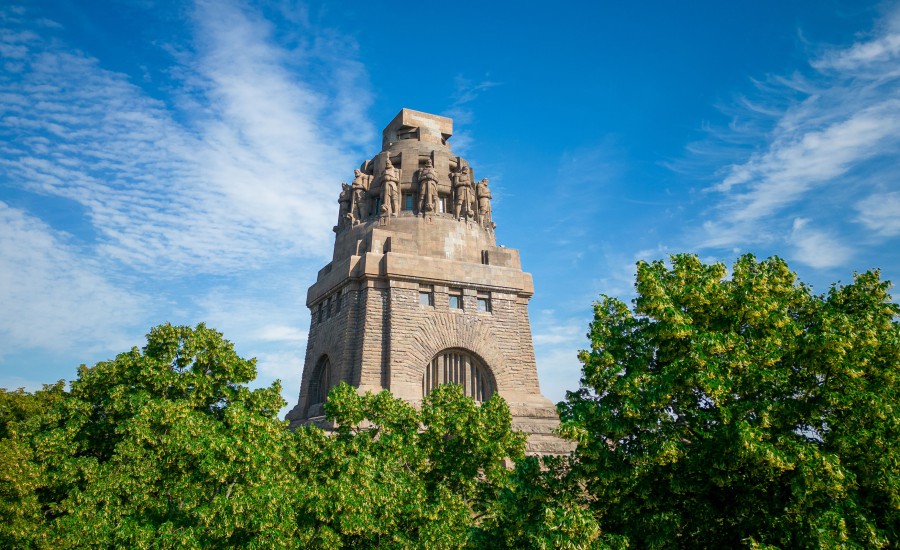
[1,323,301,549]
[560,254,900,548]
[0,382,67,548]
[288,383,609,549]
[471,453,610,549]
[1,324,546,549]
[287,382,528,548]
[0,382,67,441]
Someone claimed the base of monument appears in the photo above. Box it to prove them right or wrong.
[508,403,577,456]
[286,408,576,457]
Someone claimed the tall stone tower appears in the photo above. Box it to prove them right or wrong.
[286,109,570,454]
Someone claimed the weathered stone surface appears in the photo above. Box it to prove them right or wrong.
[286,109,573,456]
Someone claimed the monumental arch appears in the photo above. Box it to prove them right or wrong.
[286,109,571,454]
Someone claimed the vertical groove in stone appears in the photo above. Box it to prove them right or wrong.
[422,349,492,402]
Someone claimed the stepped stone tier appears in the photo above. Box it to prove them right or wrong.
[286,108,573,455]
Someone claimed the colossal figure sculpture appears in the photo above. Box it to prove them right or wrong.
[452,165,475,220]
[337,182,352,229]
[417,158,439,216]
[351,169,370,223]
[287,109,572,455]
[476,178,493,228]
[380,158,400,217]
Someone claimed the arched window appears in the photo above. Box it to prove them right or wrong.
[423,349,494,401]
[307,355,332,416]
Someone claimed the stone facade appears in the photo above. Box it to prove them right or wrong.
[286,109,573,455]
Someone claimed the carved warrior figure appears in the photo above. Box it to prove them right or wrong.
[417,158,439,216]
[476,178,494,228]
[337,182,352,227]
[351,169,371,224]
[452,165,475,220]
[380,158,400,217]
[340,158,490,226]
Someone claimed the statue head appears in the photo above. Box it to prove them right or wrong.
[354,169,362,176]
[481,178,489,186]
[385,158,394,169]
[425,158,433,167]
[342,182,349,190]
[462,165,469,173]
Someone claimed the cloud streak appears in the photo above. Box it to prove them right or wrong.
[693,8,900,269]
[856,191,900,236]
[0,202,145,354]
[0,1,373,275]
[0,1,373,373]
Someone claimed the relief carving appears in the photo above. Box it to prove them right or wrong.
[340,155,492,227]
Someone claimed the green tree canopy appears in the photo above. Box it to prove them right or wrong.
[288,382,528,547]
[1,323,298,549]
[561,254,900,548]
[1,324,556,548]
[9,254,893,548]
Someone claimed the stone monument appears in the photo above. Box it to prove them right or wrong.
[286,108,572,455]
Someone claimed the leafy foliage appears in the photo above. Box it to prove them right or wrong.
[6,254,896,549]
[561,254,900,548]
[0,325,545,549]
[0,382,67,441]
[472,454,608,549]
[0,382,67,548]
[1,324,297,548]
[288,382,527,547]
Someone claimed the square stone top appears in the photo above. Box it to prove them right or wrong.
[382,108,453,150]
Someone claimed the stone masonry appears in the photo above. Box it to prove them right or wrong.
[286,109,573,455]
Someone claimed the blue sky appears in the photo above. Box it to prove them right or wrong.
[2,1,899,412]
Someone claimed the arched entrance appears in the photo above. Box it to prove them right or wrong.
[307,355,332,416]
[423,348,494,401]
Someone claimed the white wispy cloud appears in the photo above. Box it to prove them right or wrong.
[442,75,500,153]
[444,75,500,124]
[813,9,900,72]
[0,1,373,382]
[531,307,591,402]
[0,0,373,275]
[533,317,585,346]
[0,202,145,355]
[856,191,900,236]
[789,217,852,269]
[535,345,583,404]
[693,7,900,269]
[194,282,311,352]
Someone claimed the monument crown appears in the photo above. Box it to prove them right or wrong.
[382,108,453,150]
[288,109,573,455]
[334,108,494,250]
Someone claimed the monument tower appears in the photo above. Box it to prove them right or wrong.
[286,109,570,454]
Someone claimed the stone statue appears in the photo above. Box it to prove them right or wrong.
[417,158,439,216]
[476,178,494,228]
[380,158,400,217]
[351,169,370,223]
[337,182,352,227]
[452,164,475,220]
